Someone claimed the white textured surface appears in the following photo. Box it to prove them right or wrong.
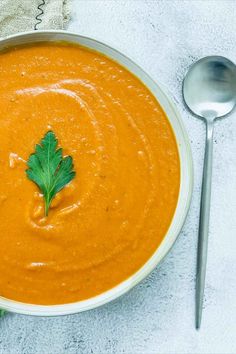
[1,1,236,353]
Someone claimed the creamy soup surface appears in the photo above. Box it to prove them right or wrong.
[0,43,180,305]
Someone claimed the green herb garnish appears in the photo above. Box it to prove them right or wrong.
[0,309,5,317]
[26,131,76,216]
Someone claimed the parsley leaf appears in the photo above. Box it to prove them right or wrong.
[26,131,76,216]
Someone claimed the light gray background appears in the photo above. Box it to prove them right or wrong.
[1,1,236,353]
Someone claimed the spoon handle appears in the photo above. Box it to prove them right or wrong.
[196,119,214,329]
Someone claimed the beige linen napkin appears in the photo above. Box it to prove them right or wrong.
[0,0,71,37]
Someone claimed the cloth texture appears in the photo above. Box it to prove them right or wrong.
[0,0,71,37]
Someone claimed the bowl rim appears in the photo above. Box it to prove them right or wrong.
[0,30,193,316]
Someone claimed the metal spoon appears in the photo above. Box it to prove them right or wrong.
[183,56,236,329]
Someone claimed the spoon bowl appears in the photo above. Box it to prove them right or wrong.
[183,56,236,120]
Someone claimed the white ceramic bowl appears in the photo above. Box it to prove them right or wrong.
[0,31,193,316]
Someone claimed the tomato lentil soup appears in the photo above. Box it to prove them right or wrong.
[0,43,180,305]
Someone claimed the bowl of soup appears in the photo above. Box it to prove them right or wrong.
[0,31,193,315]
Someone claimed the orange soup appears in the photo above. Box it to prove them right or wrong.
[0,43,180,305]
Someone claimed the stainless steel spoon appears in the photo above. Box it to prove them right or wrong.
[183,56,236,329]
